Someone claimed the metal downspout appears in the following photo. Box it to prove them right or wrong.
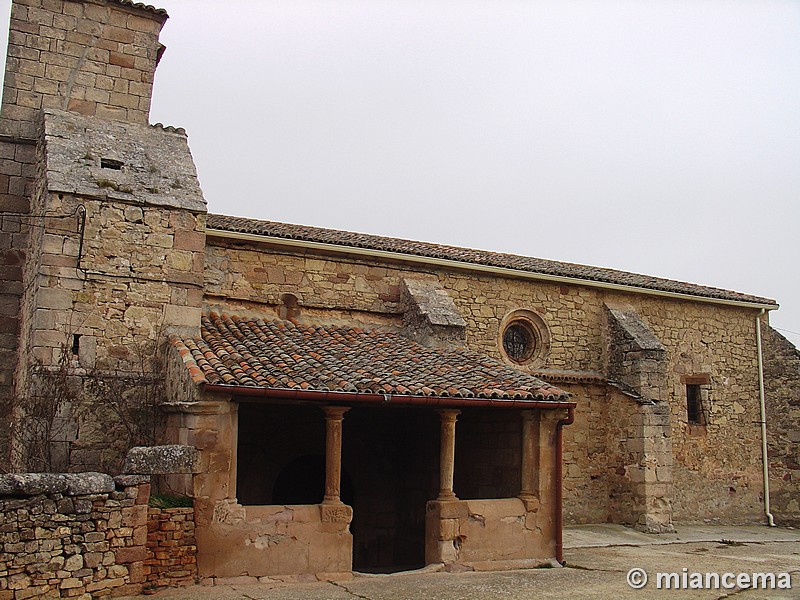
[756,309,776,527]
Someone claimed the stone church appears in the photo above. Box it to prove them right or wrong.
[0,0,797,581]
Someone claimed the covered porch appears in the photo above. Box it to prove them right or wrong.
[165,313,574,579]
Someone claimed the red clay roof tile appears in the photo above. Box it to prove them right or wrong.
[170,313,569,402]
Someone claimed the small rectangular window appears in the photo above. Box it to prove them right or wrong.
[686,384,704,425]
[71,334,81,356]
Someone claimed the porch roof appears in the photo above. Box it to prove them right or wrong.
[171,313,570,403]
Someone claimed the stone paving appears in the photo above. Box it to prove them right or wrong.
[118,525,800,599]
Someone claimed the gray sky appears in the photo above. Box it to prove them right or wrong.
[3,1,800,346]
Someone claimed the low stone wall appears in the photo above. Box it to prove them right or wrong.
[0,472,198,599]
[425,498,554,571]
[145,507,197,588]
[0,473,149,599]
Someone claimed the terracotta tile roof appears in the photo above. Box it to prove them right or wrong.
[171,313,570,402]
[206,214,776,306]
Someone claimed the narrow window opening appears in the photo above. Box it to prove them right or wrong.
[687,384,704,425]
[279,293,301,320]
[100,158,124,170]
[71,334,81,356]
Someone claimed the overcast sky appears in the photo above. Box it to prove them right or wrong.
[3,1,799,347]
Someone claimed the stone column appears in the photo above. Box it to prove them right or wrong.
[437,409,460,501]
[519,410,539,502]
[323,406,350,504]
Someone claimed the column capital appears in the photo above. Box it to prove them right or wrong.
[437,408,460,422]
[322,405,351,420]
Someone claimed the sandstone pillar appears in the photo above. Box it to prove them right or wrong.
[323,406,350,504]
[437,409,460,501]
[519,410,539,501]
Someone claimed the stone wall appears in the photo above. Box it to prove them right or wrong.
[425,498,554,571]
[204,238,767,525]
[0,0,172,472]
[0,0,167,140]
[8,107,206,472]
[0,472,199,599]
[145,507,197,589]
[0,472,150,599]
[0,138,34,471]
[762,324,800,525]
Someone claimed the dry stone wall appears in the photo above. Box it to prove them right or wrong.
[0,472,150,599]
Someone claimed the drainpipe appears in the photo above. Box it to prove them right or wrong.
[555,406,575,564]
[756,309,776,527]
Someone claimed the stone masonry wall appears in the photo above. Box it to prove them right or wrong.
[0,473,198,599]
[0,0,170,471]
[762,324,800,525]
[0,138,35,472]
[0,0,167,140]
[0,472,150,599]
[205,239,766,524]
[145,507,197,589]
[9,106,206,472]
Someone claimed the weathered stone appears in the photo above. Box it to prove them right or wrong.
[123,445,200,475]
[0,473,67,496]
[63,473,114,496]
[113,474,151,488]
[400,278,466,347]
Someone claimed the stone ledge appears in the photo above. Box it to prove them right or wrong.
[0,472,114,496]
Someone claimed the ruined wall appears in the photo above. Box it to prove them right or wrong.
[205,239,766,524]
[762,324,800,525]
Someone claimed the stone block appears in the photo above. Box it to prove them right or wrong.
[114,546,146,564]
[63,473,114,495]
[163,304,200,329]
[122,445,200,475]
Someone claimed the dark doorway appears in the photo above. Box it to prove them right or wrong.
[342,406,439,573]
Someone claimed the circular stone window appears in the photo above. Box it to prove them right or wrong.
[503,321,536,363]
[499,310,550,366]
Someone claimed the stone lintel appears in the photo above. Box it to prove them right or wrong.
[123,445,200,474]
